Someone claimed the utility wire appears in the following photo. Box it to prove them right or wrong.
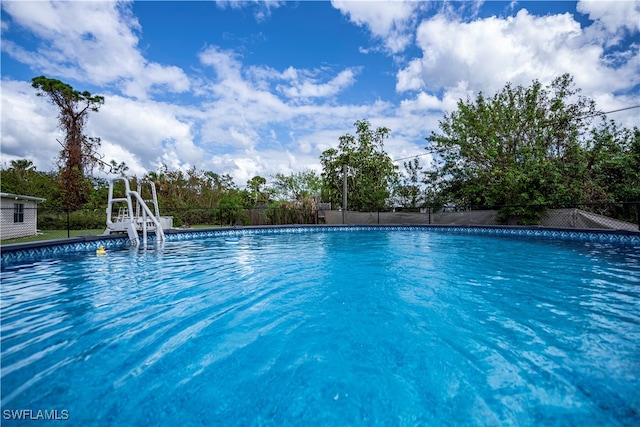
[592,104,640,116]
[391,104,640,163]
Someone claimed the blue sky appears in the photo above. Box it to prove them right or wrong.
[1,1,639,187]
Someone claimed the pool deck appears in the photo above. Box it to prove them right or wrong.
[2,224,639,267]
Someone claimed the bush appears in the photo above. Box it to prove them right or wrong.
[38,209,105,230]
[496,205,548,225]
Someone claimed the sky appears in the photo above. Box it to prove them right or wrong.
[1,0,639,188]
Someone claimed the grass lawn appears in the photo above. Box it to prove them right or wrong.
[0,224,233,245]
[0,225,227,245]
[1,229,105,245]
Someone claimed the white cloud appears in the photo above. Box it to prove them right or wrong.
[214,0,285,22]
[201,49,358,103]
[331,0,421,53]
[198,45,287,111]
[199,45,244,80]
[196,47,294,153]
[396,8,640,106]
[1,0,190,99]
[120,63,191,100]
[399,91,443,112]
[577,0,640,35]
[0,79,62,171]
[1,1,637,189]
[99,142,147,177]
[398,10,582,93]
[589,92,640,130]
[212,146,325,186]
[278,68,359,99]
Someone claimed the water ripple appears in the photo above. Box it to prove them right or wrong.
[1,231,638,425]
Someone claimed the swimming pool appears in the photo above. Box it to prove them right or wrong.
[1,227,639,425]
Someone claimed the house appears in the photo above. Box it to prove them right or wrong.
[0,193,46,240]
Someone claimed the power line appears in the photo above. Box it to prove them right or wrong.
[392,152,431,163]
[391,104,640,163]
[594,104,640,116]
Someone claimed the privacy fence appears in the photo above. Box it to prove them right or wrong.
[1,202,638,243]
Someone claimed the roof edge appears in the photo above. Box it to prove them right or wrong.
[0,193,46,202]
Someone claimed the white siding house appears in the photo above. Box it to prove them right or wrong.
[0,193,46,240]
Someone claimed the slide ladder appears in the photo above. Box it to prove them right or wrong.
[104,178,165,246]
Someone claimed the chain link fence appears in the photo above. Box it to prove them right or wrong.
[330,202,639,231]
[0,206,326,243]
[1,202,638,244]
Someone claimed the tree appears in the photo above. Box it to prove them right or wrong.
[587,120,640,203]
[394,157,425,209]
[271,170,322,203]
[218,191,249,225]
[5,160,38,194]
[426,74,599,223]
[320,119,399,211]
[32,76,105,209]
[10,159,36,171]
[0,160,60,207]
[203,171,237,208]
[108,160,130,177]
[247,175,268,205]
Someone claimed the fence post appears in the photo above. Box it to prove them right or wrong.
[66,208,70,238]
[428,206,431,225]
[637,202,640,231]
[341,165,347,224]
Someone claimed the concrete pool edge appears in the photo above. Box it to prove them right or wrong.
[2,224,639,266]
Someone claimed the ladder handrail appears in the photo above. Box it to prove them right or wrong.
[135,181,161,219]
[129,190,165,242]
[105,177,165,245]
[106,178,135,229]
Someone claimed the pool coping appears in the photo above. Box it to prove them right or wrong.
[2,224,639,267]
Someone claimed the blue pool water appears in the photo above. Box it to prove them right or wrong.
[1,229,639,426]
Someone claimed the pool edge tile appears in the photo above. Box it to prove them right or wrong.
[2,225,639,267]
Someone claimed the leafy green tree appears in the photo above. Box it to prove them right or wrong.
[83,177,110,211]
[394,157,425,209]
[426,74,599,223]
[587,120,640,203]
[109,160,130,177]
[142,165,242,225]
[320,119,399,211]
[202,171,237,208]
[9,159,36,171]
[0,160,61,207]
[218,191,249,225]
[247,175,268,205]
[271,170,322,203]
[32,76,105,209]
